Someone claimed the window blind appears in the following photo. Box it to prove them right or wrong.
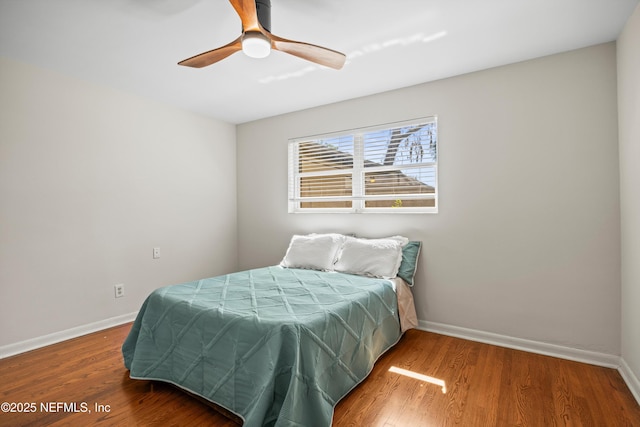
[288,117,437,213]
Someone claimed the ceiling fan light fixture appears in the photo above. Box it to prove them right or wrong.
[242,32,271,58]
[177,0,345,69]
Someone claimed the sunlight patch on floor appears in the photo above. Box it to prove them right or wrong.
[389,366,447,393]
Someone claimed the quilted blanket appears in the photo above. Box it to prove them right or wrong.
[122,266,402,427]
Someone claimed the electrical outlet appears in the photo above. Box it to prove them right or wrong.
[153,247,160,259]
[114,284,125,298]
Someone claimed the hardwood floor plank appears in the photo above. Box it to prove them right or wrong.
[1,325,638,426]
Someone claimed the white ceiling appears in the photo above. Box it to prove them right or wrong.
[1,0,637,124]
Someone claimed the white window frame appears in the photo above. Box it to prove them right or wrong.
[288,117,438,214]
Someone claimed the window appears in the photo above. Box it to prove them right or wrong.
[288,117,438,213]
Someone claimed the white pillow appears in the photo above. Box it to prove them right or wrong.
[334,237,404,278]
[280,234,345,271]
[384,235,409,247]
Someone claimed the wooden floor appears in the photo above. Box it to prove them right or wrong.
[1,324,638,426]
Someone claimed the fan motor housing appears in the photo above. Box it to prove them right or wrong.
[255,0,271,32]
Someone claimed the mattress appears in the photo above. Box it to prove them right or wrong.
[122,266,410,426]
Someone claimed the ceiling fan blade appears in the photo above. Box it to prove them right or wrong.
[229,0,262,32]
[271,35,346,70]
[178,36,243,68]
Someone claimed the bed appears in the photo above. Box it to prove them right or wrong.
[122,234,420,427]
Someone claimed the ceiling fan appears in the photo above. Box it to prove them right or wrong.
[178,0,346,70]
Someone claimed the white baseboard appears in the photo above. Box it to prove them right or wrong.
[619,358,640,405]
[418,320,621,369]
[0,312,138,359]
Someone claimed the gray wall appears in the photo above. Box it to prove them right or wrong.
[237,43,621,355]
[0,58,238,347]
[618,3,640,395]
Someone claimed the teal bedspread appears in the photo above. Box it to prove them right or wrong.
[122,266,402,427]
